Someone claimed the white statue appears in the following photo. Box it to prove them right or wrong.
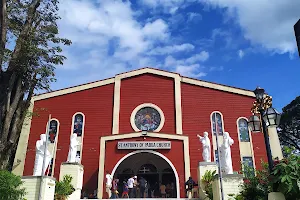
[67,133,81,162]
[33,134,51,176]
[220,132,234,174]
[197,132,211,162]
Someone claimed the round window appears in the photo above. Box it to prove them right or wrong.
[134,107,161,131]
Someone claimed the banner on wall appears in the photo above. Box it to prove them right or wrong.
[117,141,171,150]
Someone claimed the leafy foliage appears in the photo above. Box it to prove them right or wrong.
[0,0,71,169]
[228,162,270,200]
[0,170,26,200]
[271,147,300,200]
[54,175,75,200]
[201,170,216,199]
[278,96,300,153]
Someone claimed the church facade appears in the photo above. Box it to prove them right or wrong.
[12,68,268,198]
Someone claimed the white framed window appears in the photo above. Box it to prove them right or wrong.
[71,112,85,163]
[45,118,60,176]
[237,118,250,142]
[210,111,224,136]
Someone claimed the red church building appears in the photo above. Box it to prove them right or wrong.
[12,68,268,198]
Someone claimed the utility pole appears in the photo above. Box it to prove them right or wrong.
[294,19,300,57]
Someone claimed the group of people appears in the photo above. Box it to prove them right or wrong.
[106,172,177,198]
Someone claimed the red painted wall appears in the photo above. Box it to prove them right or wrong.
[23,84,114,194]
[103,137,185,198]
[181,83,268,179]
[22,73,269,199]
[119,74,176,134]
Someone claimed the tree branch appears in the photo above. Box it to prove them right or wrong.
[0,0,7,72]
[7,0,41,72]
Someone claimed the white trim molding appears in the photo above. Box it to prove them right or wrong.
[71,112,86,162]
[12,100,35,176]
[236,117,256,170]
[97,132,190,198]
[130,103,165,132]
[112,76,121,134]
[110,150,180,198]
[174,75,183,134]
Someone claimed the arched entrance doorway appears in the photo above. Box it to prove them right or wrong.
[111,150,179,198]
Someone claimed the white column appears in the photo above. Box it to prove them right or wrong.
[268,126,283,160]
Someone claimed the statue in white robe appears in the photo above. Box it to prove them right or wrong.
[67,133,80,162]
[220,132,234,174]
[33,134,51,176]
[197,132,211,162]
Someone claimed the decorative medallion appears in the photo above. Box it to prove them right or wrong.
[130,103,165,132]
[134,107,161,131]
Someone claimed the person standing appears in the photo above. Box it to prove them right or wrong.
[160,182,166,198]
[105,171,113,198]
[111,178,119,199]
[121,181,129,198]
[127,175,135,198]
[185,177,197,199]
[139,177,147,198]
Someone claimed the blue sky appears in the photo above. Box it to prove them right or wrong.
[54,0,300,111]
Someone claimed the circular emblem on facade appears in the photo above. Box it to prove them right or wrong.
[130,103,165,132]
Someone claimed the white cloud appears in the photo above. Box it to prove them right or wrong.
[58,0,170,78]
[202,0,300,54]
[140,0,185,14]
[175,64,207,78]
[187,12,202,21]
[238,50,245,59]
[185,51,210,63]
[148,43,195,55]
[209,66,224,71]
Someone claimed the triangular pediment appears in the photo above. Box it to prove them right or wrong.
[33,67,254,101]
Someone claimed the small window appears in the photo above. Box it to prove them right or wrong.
[211,112,224,135]
[48,120,59,143]
[73,113,84,137]
[242,157,254,177]
[214,150,219,163]
[238,118,250,142]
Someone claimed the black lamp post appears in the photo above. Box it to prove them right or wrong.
[248,87,281,173]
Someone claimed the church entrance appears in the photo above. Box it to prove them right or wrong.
[112,151,178,198]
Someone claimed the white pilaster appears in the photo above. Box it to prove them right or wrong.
[268,126,283,160]
[174,75,183,134]
[112,76,121,135]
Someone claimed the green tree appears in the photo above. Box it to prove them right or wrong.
[0,170,26,200]
[278,96,300,152]
[0,0,71,170]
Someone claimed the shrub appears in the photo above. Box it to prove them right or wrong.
[202,170,216,199]
[55,175,75,200]
[0,170,26,200]
[271,147,300,200]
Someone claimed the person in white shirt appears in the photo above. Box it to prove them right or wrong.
[127,175,135,198]
[106,171,113,198]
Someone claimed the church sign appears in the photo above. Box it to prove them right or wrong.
[117,141,171,150]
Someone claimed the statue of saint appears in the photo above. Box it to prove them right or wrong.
[33,134,51,176]
[67,133,81,162]
[197,132,211,162]
[220,132,234,174]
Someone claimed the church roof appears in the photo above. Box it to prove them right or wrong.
[33,67,255,101]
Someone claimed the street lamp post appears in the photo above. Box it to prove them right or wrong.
[248,87,281,173]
